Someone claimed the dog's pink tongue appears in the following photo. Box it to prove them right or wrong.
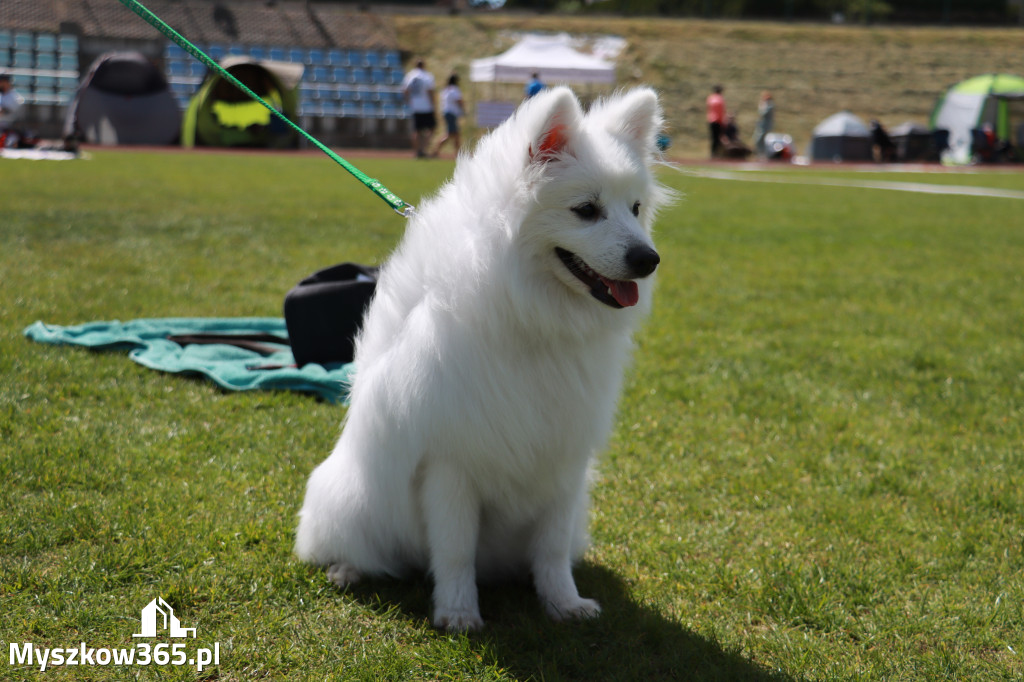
[601,277,639,307]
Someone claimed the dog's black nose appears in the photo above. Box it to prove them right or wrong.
[625,245,660,278]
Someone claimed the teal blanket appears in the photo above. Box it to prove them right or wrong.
[24,318,352,404]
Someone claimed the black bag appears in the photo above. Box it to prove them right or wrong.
[284,263,378,367]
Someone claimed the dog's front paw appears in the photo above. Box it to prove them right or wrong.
[433,608,484,632]
[326,563,361,588]
[545,597,602,622]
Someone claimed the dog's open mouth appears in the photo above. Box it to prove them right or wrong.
[555,247,639,308]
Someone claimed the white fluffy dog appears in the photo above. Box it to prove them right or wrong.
[295,86,670,631]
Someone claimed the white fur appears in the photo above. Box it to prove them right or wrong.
[295,87,671,631]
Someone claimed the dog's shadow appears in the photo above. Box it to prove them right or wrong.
[345,562,792,681]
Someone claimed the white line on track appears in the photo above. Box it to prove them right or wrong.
[679,167,1024,200]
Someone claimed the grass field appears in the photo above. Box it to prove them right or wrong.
[2,149,1023,681]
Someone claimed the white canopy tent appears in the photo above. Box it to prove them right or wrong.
[469,34,616,127]
[470,33,616,85]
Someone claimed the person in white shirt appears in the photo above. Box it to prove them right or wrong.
[431,73,465,158]
[401,60,437,158]
[0,74,26,130]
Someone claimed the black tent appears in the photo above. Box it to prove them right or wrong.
[810,111,873,162]
[63,51,181,145]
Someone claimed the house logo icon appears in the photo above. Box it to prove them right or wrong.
[132,597,196,638]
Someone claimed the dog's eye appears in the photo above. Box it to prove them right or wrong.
[571,202,600,221]
[632,201,641,217]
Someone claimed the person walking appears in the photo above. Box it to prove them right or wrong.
[432,73,465,158]
[752,90,775,158]
[402,60,437,158]
[706,84,726,158]
[525,72,545,99]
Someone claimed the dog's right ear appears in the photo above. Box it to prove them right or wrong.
[527,87,582,164]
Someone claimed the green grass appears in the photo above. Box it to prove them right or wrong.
[2,150,1023,680]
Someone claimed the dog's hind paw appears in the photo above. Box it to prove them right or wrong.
[326,563,361,588]
[433,608,484,632]
[546,597,602,622]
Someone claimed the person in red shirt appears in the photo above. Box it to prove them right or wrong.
[706,84,726,158]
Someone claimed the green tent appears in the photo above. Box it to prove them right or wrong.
[930,73,1024,163]
[182,57,303,148]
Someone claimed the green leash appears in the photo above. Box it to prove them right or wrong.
[116,0,413,217]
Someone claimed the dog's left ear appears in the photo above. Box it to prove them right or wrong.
[602,87,663,154]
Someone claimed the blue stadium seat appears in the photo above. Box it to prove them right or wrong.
[207,44,226,61]
[0,52,11,68]
[269,47,285,61]
[58,34,78,53]
[332,67,349,83]
[228,44,245,56]
[165,43,186,59]
[384,51,401,68]
[14,33,33,51]
[364,51,381,67]
[321,99,341,116]
[12,74,31,89]
[13,51,33,68]
[370,68,386,84]
[341,101,358,118]
[311,66,330,82]
[288,48,305,63]
[34,75,57,91]
[326,49,344,66]
[350,67,368,84]
[35,34,57,52]
[307,48,324,65]
[58,53,77,71]
[58,76,79,93]
[168,61,188,77]
[35,53,57,70]
[249,46,266,60]
[0,30,11,51]
[362,102,382,118]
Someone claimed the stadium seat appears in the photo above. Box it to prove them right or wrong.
[13,51,33,68]
[341,101,358,118]
[168,61,188,77]
[370,68,386,84]
[35,53,57,70]
[384,51,401,68]
[307,49,324,65]
[58,54,77,71]
[207,44,226,61]
[321,99,340,116]
[228,44,245,56]
[288,48,305,63]
[363,51,380,67]
[0,30,11,51]
[331,67,348,83]
[311,66,330,82]
[0,53,10,68]
[58,34,78,53]
[14,33,33,51]
[269,47,285,61]
[249,46,266,60]
[326,49,344,66]
[350,67,368,84]
[35,34,57,52]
